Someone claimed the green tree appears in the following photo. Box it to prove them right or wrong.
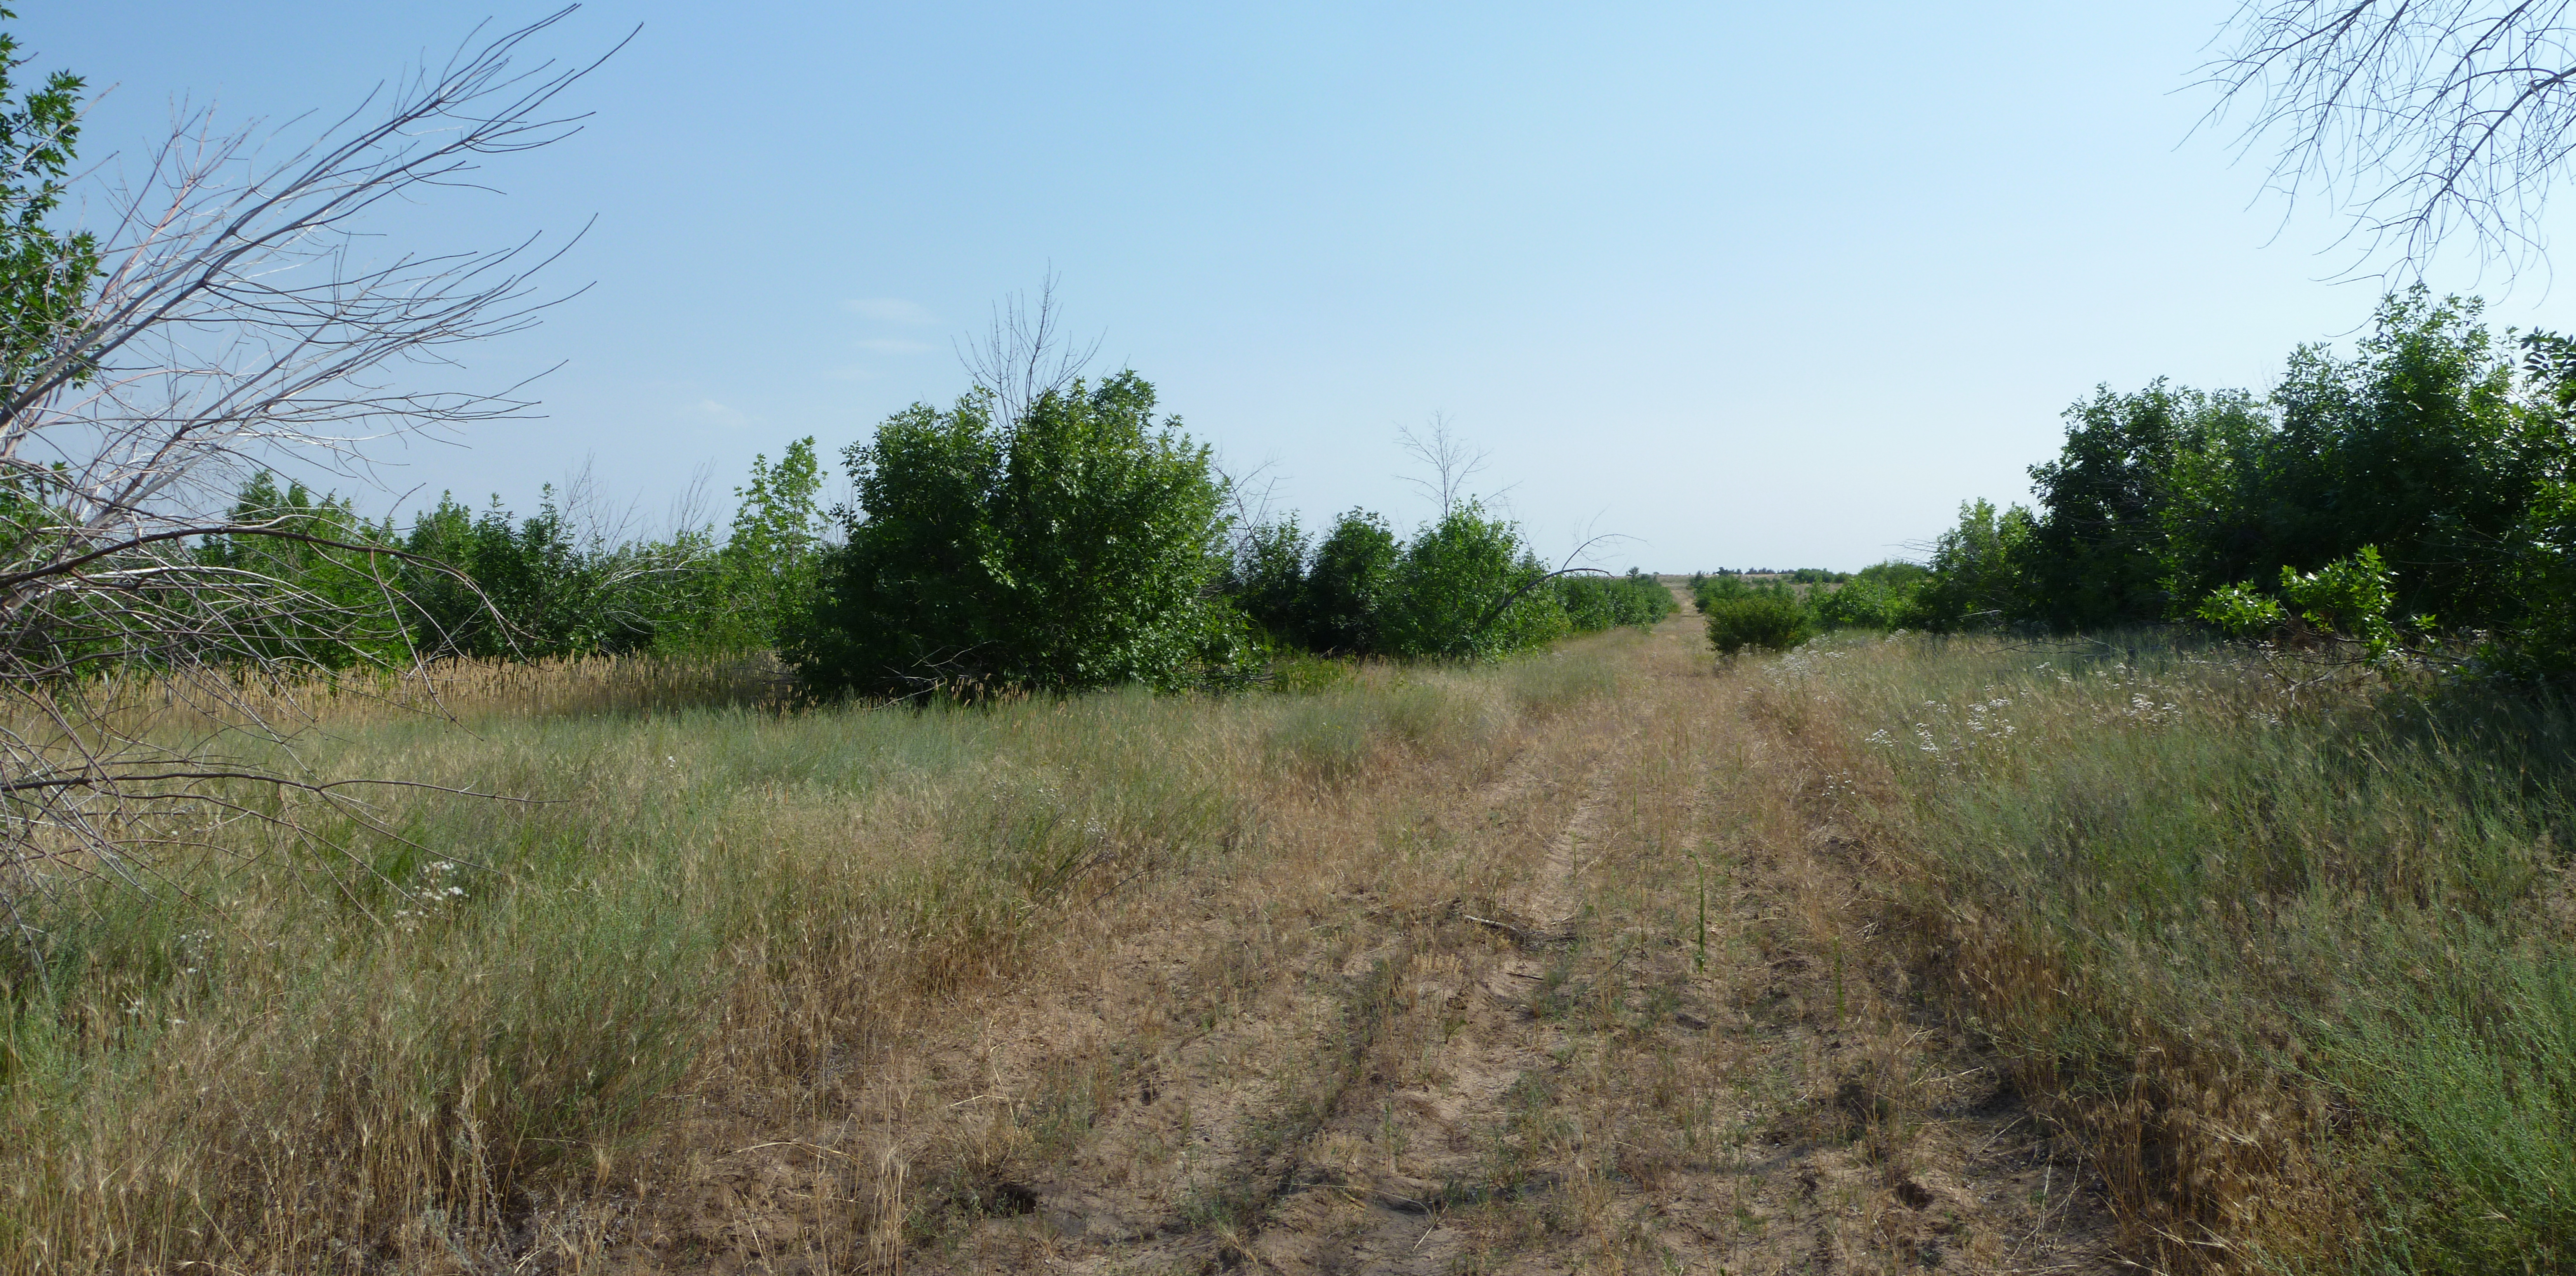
[1915,499,2038,631]
[712,438,825,650]
[1224,516,1312,648]
[1302,509,1398,654]
[1376,503,1567,659]
[2026,381,2262,628]
[795,372,1241,697]
[2156,291,2560,632]
[193,473,408,668]
[0,7,93,397]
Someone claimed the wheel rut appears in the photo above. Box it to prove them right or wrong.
[621,621,2125,1274]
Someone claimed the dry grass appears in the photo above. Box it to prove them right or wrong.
[4,621,2144,1274]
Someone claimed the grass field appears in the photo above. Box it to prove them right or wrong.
[6,612,2571,1273]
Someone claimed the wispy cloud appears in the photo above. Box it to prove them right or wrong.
[843,297,937,325]
[687,398,750,430]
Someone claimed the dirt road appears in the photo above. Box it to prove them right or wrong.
[614,614,2118,1274]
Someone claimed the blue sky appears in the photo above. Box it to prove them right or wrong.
[30,2,2567,570]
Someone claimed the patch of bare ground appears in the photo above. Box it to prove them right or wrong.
[592,619,2121,1275]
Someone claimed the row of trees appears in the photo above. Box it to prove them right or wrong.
[1716,289,2576,679]
[208,370,1666,698]
[197,439,828,669]
[1919,288,2576,674]
[1222,507,1669,663]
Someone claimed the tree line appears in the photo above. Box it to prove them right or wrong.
[202,372,1671,697]
[1696,287,2576,680]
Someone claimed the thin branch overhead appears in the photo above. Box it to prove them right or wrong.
[2208,0,2576,278]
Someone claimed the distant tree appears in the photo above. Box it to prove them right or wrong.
[1303,509,1399,654]
[795,373,1242,697]
[1224,515,1312,647]
[1377,503,1568,659]
[715,438,825,649]
[1396,412,1491,519]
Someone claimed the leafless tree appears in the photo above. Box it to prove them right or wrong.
[2208,0,2576,277]
[1396,411,1493,519]
[0,12,616,940]
[958,273,1103,426]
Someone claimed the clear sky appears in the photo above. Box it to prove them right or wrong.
[28,2,2569,571]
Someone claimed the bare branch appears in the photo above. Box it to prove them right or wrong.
[2206,0,2576,278]
[0,11,619,932]
[956,271,1103,426]
[1395,411,1490,519]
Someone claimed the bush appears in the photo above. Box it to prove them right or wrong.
[1814,560,1930,630]
[1702,582,1815,654]
[792,372,1243,697]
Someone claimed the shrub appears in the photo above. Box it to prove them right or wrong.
[1702,584,1815,654]
[1814,560,1930,630]
[792,372,1243,697]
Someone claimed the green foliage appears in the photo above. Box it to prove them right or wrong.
[795,373,1243,697]
[193,474,408,669]
[1375,503,1568,659]
[1302,509,1398,654]
[1557,570,1674,633]
[1225,515,1313,647]
[2190,581,2284,638]
[1913,499,2039,630]
[705,438,826,652]
[1216,504,1576,663]
[1699,575,1816,654]
[1917,288,2576,676]
[2156,291,2552,633]
[1814,560,1929,630]
[398,490,703,660]
[2279,546,2408,658]
[0,10,94,397]
[2026,381,2265,628]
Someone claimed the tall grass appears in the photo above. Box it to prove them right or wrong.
[0,644,1630,1270]
[1759,631,2576,1272]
